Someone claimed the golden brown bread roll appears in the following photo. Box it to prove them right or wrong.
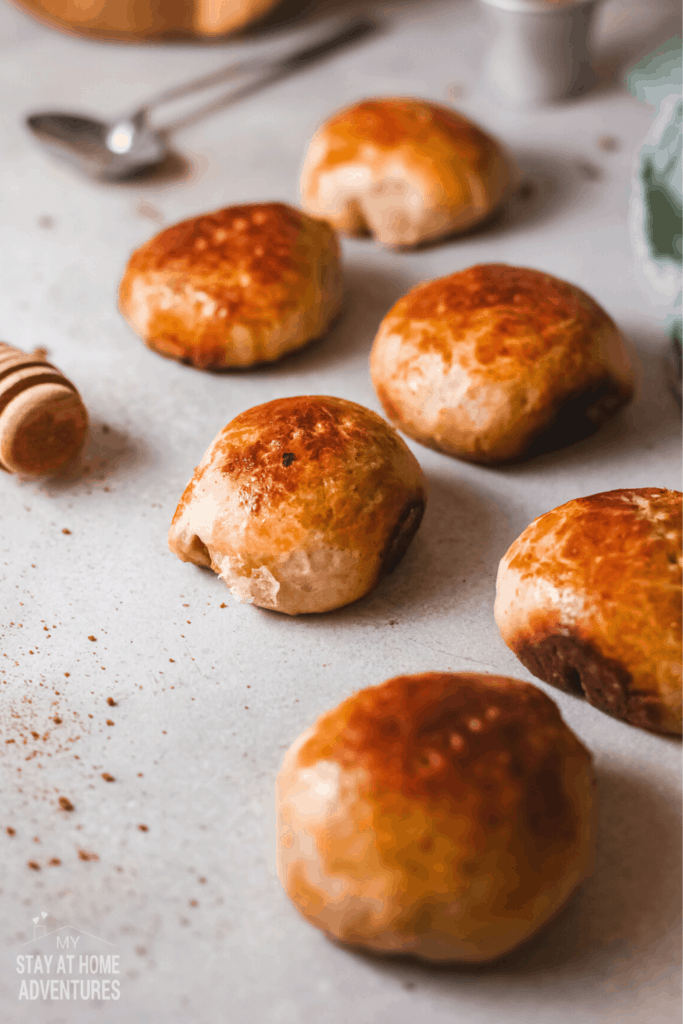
[119,203,343,370]
[300,97,515,248]
[168,396,426,615]
[15,0,281,41]
[495,488,682,736]
[370,263,635,463]
[277,671,596,962]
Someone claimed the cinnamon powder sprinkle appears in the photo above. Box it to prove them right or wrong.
[28,861,40,871]
[101,773,115,782]
[106,698,117,707]
[78,849,99,862]
[138,824,149,832]
[58,797,74,812]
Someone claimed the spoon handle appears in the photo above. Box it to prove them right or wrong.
[135,17,377,119]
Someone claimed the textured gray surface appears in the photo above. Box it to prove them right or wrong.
[0,0,681,1021]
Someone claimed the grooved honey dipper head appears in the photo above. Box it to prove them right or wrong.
[0,343,88,476]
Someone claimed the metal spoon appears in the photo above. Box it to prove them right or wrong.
[26,17,376,182]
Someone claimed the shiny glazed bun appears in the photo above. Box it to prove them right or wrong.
[277,672,596,963]
[370,264,634,463]
[300,98,514,248]
[119,203,343,369]
[495,488,682,736]
[168,396,426,615]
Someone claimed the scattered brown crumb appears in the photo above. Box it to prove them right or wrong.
[169,659,175,663]
[88,636,97,642]
[53,716,62,724]
[516,180,536,202]
[138,824,148,832]
[101,773,115,782]
[6,738,15,744]
[137,773,143,777]
[575,160,602,180]
[49,858,61,866]
[28,861,40,871]
[78,849,99,862]
[106,720,115,726]
[64,673,70,678]
[219,603,227,608]
[58,797,74,812]
[7,826,15,836]
[62,528,72,535]
[106,697,117,707]
[31,731,39,739]
[135,199,162,222]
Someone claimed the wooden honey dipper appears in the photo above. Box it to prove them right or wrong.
[0,342,88,476]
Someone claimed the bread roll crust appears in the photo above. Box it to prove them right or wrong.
[495,487,682,735]
[300,98,514,248]
[370,263,634,463]
[277,671,596,962]
[119,203,343,370]
[168,396,426,615]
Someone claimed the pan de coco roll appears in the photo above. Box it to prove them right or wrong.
[119,203,343,370]
[495,488,682,736]
[370,263,634,463]
[168,396,426,615]
[300,98,514,248]
[277,671,596,963]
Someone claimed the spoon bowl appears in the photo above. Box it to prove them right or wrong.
[27,112,168,180]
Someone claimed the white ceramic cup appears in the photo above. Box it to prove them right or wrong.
[478,0,600,107]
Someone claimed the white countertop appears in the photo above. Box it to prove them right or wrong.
[0,1,681,1022]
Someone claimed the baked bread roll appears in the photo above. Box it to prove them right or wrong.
[168,396,426,615]
[370,263,634,463]
[277,671,596,962]
[15,0,282,42]
[495,488,682,736]
[300,98,514,248]
[119,203,343,370]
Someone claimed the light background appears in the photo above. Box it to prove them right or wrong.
[0,0,681,1021]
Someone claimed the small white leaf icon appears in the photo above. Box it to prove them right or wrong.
[41,912,48,919]
[32,917,39,924]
